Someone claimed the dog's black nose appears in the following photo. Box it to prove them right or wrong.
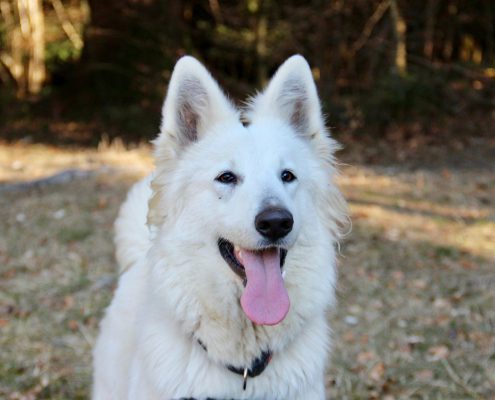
[255,208,293,241]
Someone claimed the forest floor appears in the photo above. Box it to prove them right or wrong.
[0,137,494,399]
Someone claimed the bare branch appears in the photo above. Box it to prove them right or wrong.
[50,0,84,50]
[209,0,223,24]
[349,0,390,56]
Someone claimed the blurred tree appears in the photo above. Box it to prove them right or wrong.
[423,0,439,60]
[0,0,46,97]
[50,0,82,51]
[389,0,407,76]
[81,0,181,106]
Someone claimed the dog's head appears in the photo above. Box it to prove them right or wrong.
[149,56,347,326]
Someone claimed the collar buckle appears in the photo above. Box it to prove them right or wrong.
[242,368,248,391]
[197,339,272,391]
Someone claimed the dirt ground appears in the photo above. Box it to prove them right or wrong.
[0,138,494,399]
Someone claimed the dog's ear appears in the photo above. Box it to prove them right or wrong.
[245,55,325,140]
[149,57,238,227]
[157,56,238,148]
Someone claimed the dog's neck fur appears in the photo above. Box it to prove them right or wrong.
[146,220,335,371]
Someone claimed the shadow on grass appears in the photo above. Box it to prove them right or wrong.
[347,196,491,225]
[329,220,495,399]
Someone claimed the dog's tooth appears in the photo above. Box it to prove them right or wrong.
[234,246,243,263]
[282,270,286,279]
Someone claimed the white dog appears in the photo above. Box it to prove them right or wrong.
[92,55,347,400]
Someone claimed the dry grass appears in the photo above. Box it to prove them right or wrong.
[329,165,495,399]
[0,143,494,399]
[0,140,153,183]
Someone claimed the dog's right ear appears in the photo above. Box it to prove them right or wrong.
[244,55,326,141]
[156,56,238,149]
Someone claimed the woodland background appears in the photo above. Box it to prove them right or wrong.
[1,0,495,143]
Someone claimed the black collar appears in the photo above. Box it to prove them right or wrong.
[197,339,272,390]
[177,398,235,400]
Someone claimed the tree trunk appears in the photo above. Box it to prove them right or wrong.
[0,0,25,94]
[485,0,494,63]
[254,0,268,87]
[423,0,439,60]
[442,2,456,62]
[3,0,46,96]
[50,0,83,50]
[26,0,46,94]
[389,0,407,76]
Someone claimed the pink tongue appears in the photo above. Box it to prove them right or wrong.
[238,248,290,325]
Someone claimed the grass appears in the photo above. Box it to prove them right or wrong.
[0,142,494,399]
[329,165,495,399]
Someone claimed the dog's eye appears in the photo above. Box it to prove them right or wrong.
[281,170,297,183]
[215,171,238,184]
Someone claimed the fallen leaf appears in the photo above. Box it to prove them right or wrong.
[357,351,376,364]
[406,335,424,344]
[343,331,356,343]
[415,369,434,381]
[433,298,450,309]
[460,260,476,269]
[427,345,449,361]
[68,320,78,331]
[411,279,427,289]
[97,196,109,209]
[369,362,385,382]
[64,295,74,309]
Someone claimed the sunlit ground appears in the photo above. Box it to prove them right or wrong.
[330,164,494,399]
[0,142,493,399]
[0,140,153,183]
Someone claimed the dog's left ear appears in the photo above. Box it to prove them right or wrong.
[157,56,239,149]
[245,55,325,140]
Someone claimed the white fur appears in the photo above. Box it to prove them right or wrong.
[93,55,347,400]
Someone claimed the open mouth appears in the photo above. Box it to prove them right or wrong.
[217,238,287,285]
[218,238,290,326]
